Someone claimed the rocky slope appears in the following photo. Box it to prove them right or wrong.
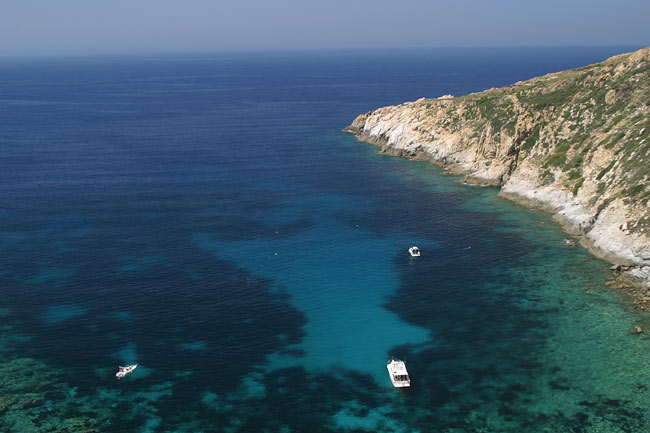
[347,47,650,289]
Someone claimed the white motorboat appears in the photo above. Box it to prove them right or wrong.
[408,246,420,257]
[387,358,410,387]
[116,364,138,379]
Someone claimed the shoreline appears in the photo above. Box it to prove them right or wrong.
[346,127,650,308]
[343,47,650,304]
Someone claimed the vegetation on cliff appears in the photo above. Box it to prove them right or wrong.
[445,48,650,216]
[348,47,650,283]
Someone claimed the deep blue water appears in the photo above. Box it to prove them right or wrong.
[2,47,650,433]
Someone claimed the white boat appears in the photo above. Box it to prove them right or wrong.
[116,364,138,379]
[387,358,410,387]
[408,246,420,257]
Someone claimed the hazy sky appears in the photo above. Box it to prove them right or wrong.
[1,0,649,56]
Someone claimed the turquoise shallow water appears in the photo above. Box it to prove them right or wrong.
[1,47,649,432]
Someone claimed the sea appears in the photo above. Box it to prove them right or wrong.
[1,47,649,433]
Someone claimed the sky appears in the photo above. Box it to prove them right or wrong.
[1,0,649,56]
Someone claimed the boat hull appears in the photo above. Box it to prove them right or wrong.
[116,364,138,379]
[387,359,411,387]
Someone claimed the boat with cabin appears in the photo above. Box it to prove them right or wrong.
[387,358,410,387]
[116,364,138,379]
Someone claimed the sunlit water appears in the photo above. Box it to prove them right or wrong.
[1,47,649,432]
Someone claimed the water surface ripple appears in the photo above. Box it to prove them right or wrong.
[1,47,648,432]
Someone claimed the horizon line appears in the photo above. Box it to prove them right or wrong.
[0,44,646,61]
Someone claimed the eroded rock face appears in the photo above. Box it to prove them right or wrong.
[347,102,517,185]
[347,47,650,287]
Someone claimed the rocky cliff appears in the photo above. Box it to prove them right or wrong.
[347,47,650,289]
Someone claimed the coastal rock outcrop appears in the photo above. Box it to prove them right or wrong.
[347,47,650,289]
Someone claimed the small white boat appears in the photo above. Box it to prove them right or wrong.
[116,364,138,379]
[408,246,421,257]
[387,358,411,388]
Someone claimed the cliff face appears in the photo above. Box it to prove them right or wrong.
[347,47,650,287]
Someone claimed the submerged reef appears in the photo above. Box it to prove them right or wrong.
[0,354,103,432]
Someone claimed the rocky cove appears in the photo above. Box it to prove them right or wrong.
[346,47,650,299]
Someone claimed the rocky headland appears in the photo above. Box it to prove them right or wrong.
[346,47,650,300]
